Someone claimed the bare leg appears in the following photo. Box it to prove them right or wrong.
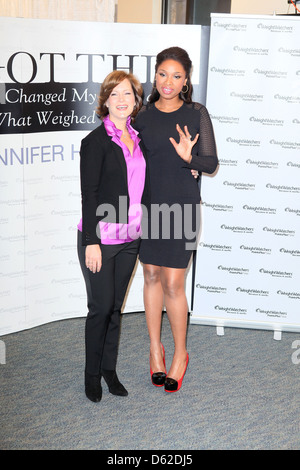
[143,263,166,373]
[160,266,188,381]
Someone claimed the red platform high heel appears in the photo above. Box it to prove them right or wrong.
[150,343,166,387]
[164,353,189,393]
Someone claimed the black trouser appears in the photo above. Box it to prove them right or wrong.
[77,231,140,376]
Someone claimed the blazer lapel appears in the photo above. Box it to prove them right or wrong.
[99,123,128,182]
[99,122,148,184]
[138,138,147,160]
[112,141,128,182]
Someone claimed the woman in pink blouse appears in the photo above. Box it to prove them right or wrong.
[77,71,150,403]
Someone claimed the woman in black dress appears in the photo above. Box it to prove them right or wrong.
[135,47,218,392]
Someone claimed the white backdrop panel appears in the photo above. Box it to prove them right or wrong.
[192,14,300,334]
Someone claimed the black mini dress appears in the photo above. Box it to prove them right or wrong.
[134,101,218,269]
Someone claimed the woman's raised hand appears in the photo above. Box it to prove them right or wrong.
[169,124,199,164]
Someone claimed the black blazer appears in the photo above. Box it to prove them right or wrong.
[80,123,150,246]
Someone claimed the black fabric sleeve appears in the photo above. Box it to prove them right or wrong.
[186,104,218,174]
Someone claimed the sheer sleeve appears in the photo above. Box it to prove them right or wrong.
[186,103,218,174]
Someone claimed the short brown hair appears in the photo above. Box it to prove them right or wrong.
[96,70,143,120]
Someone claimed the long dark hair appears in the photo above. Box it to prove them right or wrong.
[149,46,193,104]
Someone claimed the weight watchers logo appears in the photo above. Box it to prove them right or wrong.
[278,47,300,57]
[219,158,238,167]
[270,139,300,150]
[199,242,232,252]
[263,226,295,237]
[285,207,300,217]
[246,158,278,169]
[234,46,269,56]
[277,290,300,300]
[280,248,300,257]
[213,21,247,32]
[250,116,284,127]
[266,183,300,193]
[274,94,300,104]
[224,181,255,191]
[236,287,269,297]
[211,115,239,125]
[221,224,253,234]
[256,308,287,319]
[215,305,247,315]
[210,67,245,77]
[286,162,300,168]
[254,68,287,79]
[259,268,292,278]
[257,23,293,34]
[196,284,227,294]
[240,245,271,255]
[218,265,249,275]
[231,92,263,102]
[243,204,276,215]
[227,137,260,147]
[202,201,233,212]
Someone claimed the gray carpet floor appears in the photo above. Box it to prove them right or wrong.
[0,312,299,450]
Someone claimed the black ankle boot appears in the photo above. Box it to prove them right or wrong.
[85,373,102,402]
[101,370,128,396]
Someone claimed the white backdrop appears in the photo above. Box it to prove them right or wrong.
[192,14,300,337]
[0,17,207,335]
